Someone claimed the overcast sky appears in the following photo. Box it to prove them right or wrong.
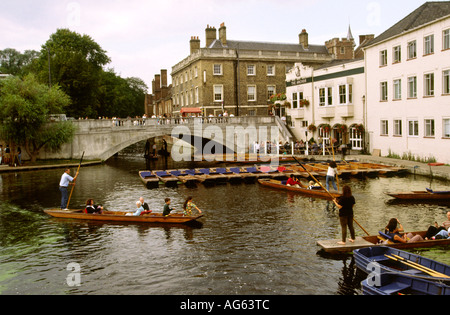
[1,0,428,91]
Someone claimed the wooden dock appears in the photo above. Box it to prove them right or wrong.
[316,237,376,254]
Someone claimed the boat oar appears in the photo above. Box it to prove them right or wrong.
[293,156,370,237]
[385,255,449,278]
[67,151,85,209]
[391,254,450,279]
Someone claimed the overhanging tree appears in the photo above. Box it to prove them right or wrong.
[0,74,76,163]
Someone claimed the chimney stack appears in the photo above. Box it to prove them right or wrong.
[161,69,167,88]
[299,29,309,49]
[205,25,217,48]
[190,36,200,54]
[219,22,227,46]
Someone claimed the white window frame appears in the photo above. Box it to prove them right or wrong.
[213,64,222,76]
[443,70,450,95]
[408,119,419,137]
[407,40,417,59]
[424,73,435,97]
[394,119,402,136]
[407,76,417,98]
[267,65,275,76]
[268,85,276,101]
[380,50,387,66]
[213,85,223,102]
[393,45,401,63]
[247,65,256,76]
[380,82,388,101]
[195,87,199,104]
[393,79,402,100]
[381,120,389,136]
[443,29,450,50]
[443,118,450,138]
[349,127,363,150]
[424,119,435,137]
[424,34,434,55]
[292,92,298,109]
[247,85,256,101]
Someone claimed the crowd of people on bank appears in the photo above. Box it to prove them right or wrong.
[0,144,21,166]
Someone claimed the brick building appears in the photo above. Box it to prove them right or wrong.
[144,69,173,117]
[171,23,334,117]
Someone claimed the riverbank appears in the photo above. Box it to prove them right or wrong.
[0,160,103,173]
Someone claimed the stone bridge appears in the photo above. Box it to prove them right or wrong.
[40,116,288,161]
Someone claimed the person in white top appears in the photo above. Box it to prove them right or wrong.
[59,168,78,210]
[326,161,339,191]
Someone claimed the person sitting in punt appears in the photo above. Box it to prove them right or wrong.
[126,201,145,216]
[431,227,450,240]
[84,199,103,214]
[425,211,450,239]
[163,198,174,216]
[286,174,301,187]
[139,197,152,215]
[183,196,202,216]
[384,218,424,243]
[308,181,321,190]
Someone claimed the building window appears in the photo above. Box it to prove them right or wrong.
[328,87,333,105]
[267,65,275,76]
[408,120,419,137]
[407,40,417,59]
[195,87,199,104]
[298,92,305,107]
[340,47,345,55]
[248,110,256,116]
[292,92,298,109]
[393,79,402,100]
[195,67,198,78]
[247,85,256,101]
[393,46,401,63]
[380,82,388,101]
[247,65,255,76]
[380,50,387,66]
[443,70,450,95]
[444,119,450,138]
[213,85,223,102]
[424,34,434,55]
[319,88,326,106]
[443,29,450,50]
[268,85,276,101]
[425,119,435,137]
[339,85,347,104]
[213,64,222,75]
[408,76,417,98]
[381,120,389,136]
[394,119,402,136]
[424,73,434,97]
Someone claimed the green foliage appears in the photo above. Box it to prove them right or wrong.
[0,74,75,163]
[0,48,40,76]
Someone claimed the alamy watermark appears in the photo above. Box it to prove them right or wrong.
[66,262,81,287]
[170,120,282,166]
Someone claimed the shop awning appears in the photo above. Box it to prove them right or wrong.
[180,107,202,114]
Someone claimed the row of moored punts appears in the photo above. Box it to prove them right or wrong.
[139,161,409,189]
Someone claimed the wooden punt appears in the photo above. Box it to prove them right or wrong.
[258,178,340,200]
[317,231,450,254]
[228,167,257,183]
[354,246,450,282]
[44,209,203,224]
[153,170,180,186]
[213,168,243,183]
[168,170,198,186]
[139,171,160,189]
[196,168,228,184]
[386,189,450,201]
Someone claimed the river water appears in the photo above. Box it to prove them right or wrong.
[0,154,449,295]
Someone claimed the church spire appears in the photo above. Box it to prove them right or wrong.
[347,24,354,41]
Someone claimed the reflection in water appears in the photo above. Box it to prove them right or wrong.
[0,155,449,295]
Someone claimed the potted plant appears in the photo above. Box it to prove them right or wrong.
[308,124,317,132]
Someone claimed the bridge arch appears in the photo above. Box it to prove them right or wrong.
[39,116,281,161]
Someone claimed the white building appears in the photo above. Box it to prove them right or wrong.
[286,58,366,152]
[364,2,450,164]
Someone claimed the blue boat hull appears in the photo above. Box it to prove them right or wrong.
[354,246,450,282]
